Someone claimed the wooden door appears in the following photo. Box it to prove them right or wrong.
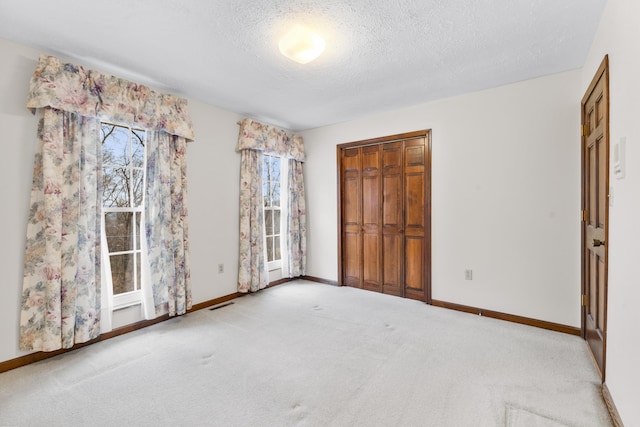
[341,148,362,288]
[338,130,431,303]
[382,142,404,296]
[362,146,382,292]
[582,56,609,380]
[403,138,427,301]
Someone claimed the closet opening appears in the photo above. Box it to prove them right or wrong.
[337,130,432,303]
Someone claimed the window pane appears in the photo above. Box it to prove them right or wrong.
[266,236,274,262]
[105,212,133,253]
[274,236,281,261]
[110,253,135,294]
[272,181,280,207]
[263,155,271,207]
[101,123,112,141]
[135,212,142,249]
[263,179,270,207]
[103,167,130,207]
[262,156,271,183]
[103,167,116,207]
[132,129,145,168]
[271,157,280,183]
[133,169,144,207]
[274,209,281,234]
[136,252,142,291]
[265,209,273,235]
[102,124,130,166]
[103,167,123,208]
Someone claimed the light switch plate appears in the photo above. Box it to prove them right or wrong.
[613,137,626,179]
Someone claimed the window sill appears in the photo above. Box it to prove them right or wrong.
[113,290,142,311]
[113,301,142,312]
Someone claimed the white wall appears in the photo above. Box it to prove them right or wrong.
[302,70,583,327]
[581,0,640,424]
[0,38,243,363]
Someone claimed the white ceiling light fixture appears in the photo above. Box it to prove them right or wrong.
[279,25,326,64]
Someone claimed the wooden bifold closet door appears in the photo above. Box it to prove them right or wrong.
[338,130,431,303]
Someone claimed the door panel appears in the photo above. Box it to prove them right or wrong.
[362,146,382,291]
[363,233,380,291]
[343,231,361,287]
[344,177,359,225]
[405,174,425,228]
[405,236,424,293]
[582,56,608,380]
[382,142,403,296]
[382,235,402,296]
[403,138,427,301]
[383,175,401,226]
[341,149,362,288]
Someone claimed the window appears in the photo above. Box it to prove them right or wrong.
[263,154,282,270]
[101,123,146,308]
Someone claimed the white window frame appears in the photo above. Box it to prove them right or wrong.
[101,122,147,310]
[263,154,288,273]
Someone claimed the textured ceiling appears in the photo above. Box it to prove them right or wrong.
[0,0,606,131]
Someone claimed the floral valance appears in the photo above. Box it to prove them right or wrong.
[26,54,195,141]
[236,118,305,161]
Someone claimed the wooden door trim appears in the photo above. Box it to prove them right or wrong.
[339,130,428,150]
[337,130,432,303]
[336,144,343,286]
[581,54,609,381]
[581,56,609,106]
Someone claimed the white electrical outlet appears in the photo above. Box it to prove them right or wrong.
[218,263,224,274]
[465,269,473,280]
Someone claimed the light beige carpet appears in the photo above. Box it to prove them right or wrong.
[0,281,612,426]
[507,406,572,427]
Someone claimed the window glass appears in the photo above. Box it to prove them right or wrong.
[105,212,133,252]
[265,209,273,235]
[133,169,144,207]
[110,253,135,294]
[274,210,281,234]
[266,236,274,262]
[101,122,146,298]
[263,154,282,264]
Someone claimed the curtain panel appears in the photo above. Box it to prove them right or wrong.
[27,55,194,141]
[236,119,306,293]
[287,159,307,277]
[236,118,304,161]
[20,109,102,351]
[145,131,192,316]
[20,55,194,351]
[238,150,267,293]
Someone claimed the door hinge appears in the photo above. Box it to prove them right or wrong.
[582,124,589,136]
[582,210,588,222]
[582,294,589,307]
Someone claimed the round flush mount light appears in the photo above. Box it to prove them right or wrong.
[279,25,326,64]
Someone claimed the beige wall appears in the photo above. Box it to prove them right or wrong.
[302,69,583,327]
[0,38,243,363]
[581,0,640,424]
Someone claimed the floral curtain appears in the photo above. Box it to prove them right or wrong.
[237,118,304,161]
[287,159,306,277]
[20,109,102,351]
[20,55,194,351]
[145,131,192,315]
[26,55,194,140]
[236,119,306,292]
[238,149,267,292]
